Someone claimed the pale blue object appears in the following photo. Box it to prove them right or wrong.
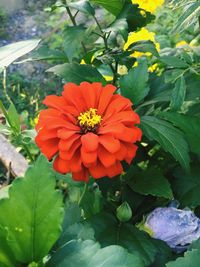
[145,207,200,252]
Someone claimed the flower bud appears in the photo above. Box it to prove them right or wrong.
[116,201,132,222]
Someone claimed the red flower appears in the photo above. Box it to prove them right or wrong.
[35,82,142,182]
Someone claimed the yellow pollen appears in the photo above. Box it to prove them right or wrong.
[78,108,102,129]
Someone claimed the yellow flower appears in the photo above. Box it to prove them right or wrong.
[132,0,164,13]
[124,28,160,58]
[176,40,188,47]
[148,63,158,73]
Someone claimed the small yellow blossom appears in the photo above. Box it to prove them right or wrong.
[176,40,188,47]
[132,0,164,13]
[124,28,160,58]
[148,63,158,73]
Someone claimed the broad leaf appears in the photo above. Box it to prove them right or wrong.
[170,76,186,111]
[0,39,40,71]
[166,249,200,267]
[89,212,157,266]
[127,167,173,199]
[90,0,125,16]
[47,239,140,267]
[161,56,188,68]
[0,156,64,264]
[173,164,200,208]
[7,103,21,134]
[159,112,200,156]
[120,59,149,105]
[63,26,86,62]
[140,116,190,171]
[47,63,106,84]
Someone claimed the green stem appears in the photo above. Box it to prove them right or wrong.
[21,143,34,163]
[65,5,87,54]
[78,183,88,206]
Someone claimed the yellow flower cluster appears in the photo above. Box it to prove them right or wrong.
[132,0,164,13]
[124,28,160,58]
[78,108,102,128]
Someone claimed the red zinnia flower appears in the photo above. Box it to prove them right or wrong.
[35,82,142,182]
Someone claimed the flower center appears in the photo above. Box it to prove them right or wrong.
[78,108,102,133]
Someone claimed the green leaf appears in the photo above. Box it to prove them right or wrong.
[166,249,200,267]
[161,56,189,68]
[90,0,125,16]
[47,239,142,267]
[127,40,159,57]
[47,63,106,84]
[68,0,95,15]
[172,2,200,33]
[0,156,64,264]
[63,26,86,62]
[120,59,149,105]
[0,229,16,267]
[89,213,157,266]
[57,203,95,246]
[173,164,200,208]
[140,116,190,171]
[7,103,21,133]
[170,76,186,111]
[159,112,200,156]
[127,167,173,199]
[0,40,40,71]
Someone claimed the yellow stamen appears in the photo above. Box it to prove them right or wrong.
[78,108,102,129]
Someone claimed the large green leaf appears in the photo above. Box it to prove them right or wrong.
[166,249,200,267]
[173,165,200,208]
[63,26,86,62]
[90,0,125,16]
[120,59,149,105]
[0,156,64,264]
[140,116,190,171]
[47,63,106,84]
[0,39,40,71]
[0,230,16,267]
[47,239,142,267]
[127,167,173,199]
[159,112,200,156]
[160,56,189,68]
[89,212,157,266]
[170,76,186,111]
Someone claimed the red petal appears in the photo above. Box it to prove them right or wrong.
[80,82,97,109]
[57,129,79,139]
[125,144,138,164]
[72,168,89,182]
[53,156,70,174]
[115,142,127,161]
[106,161,123,178]
[98,123,124,135]
[98,145,116,167]
[81,147,97,166]
[116,126,141,143]
[99,134,120,153]
[43,95,67,110]
[98,84,116,115]
[59,139,81,160]
[81,133,99,152]
[89,161,107,179]
[69,151,82,172]
[35,137,59,160]
[59,135,80,151]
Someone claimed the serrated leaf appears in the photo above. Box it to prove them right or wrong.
[170,76,186,111]
[159,112,200,156]
[140,116,190,171]
[68,0,95,15]
[173,164,200,208]
[120,59,149,105]
[0,40,40,70]
[90,0,125,16]
[127,40,159,57]
[127,167,173,199]
[161,56,189,68]
[47,63,106,84]
[166,249,200,267]
[0,156,64,264]
[89,212,157,266]
[63,26,86,62]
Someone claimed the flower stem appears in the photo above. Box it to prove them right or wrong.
[78,182,88,206]
[2,67,12,104]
